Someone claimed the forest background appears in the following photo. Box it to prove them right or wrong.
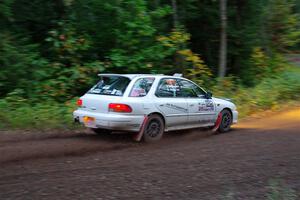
[0,0,300,129]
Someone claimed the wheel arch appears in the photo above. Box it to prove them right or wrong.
[147,112,166,127]
[222,107,233,118]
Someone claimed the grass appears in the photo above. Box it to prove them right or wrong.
[0,99,77,130]
[222,179,298,200]
[267,180,297,200]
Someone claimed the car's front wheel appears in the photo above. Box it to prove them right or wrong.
[143,114,164,142]
[218,109,232,133]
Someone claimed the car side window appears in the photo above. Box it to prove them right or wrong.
[178,80,207,98]
[129,77,155,97]
[156,78,180,98]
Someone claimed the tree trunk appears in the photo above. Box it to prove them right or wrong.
[218,0,227,78]
[171,0,179,28]
[154,0,161,8]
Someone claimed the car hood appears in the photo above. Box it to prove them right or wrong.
[214,96,233,102]
[212,97,236,110]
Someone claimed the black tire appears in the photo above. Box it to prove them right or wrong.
[218,109,232,133]
[143,114,164,142]
[91,128,112,135]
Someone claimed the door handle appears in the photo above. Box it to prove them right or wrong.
[189,104,195,107]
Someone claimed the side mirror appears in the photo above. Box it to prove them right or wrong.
[205,91,212,99]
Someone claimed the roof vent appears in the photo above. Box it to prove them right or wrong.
[173,73,183,77]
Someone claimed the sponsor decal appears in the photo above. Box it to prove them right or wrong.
[162,103,188,113]
[198,99,215,111]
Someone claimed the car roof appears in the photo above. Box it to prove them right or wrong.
[98,73,177,80]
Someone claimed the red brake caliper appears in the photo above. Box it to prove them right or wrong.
[212,112,222,132]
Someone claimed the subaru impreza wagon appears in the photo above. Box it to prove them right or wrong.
[73,74,238,142]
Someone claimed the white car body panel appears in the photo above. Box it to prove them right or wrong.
[154,97,188,129]
[73,74,238,132]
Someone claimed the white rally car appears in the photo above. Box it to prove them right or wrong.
[73,74,238,142]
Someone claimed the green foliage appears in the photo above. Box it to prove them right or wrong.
[264,0,300,52]
[1,65,299,129]
[106,0,172,73]
[46,21,91,65]
[0,0,300,129]
[212,67,300,117]
[247,47,288,85]
[250,47,270,81]
[178,49,212,86]
[40,21,104,101]
[0,0,14,20]
[157,29,212,86]
[0,33,48,97]
[0,95,77,129]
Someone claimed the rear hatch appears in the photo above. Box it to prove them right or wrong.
[79,75,131,113]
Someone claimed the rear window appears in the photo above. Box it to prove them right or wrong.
[88,76,131,96]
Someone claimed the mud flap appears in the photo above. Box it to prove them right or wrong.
[212,112,222,132]
[74,117,80,124]
[133,116,149,142]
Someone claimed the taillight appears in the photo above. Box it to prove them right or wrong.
[109,103,132,113]
[77,99,83,107]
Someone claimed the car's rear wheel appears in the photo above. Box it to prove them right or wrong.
[218,109,232,133]
[91,128,112,135]
[143,114,164,142]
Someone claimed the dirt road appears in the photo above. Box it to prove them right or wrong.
[0,108,300,199]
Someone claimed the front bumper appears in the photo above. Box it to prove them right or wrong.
[232,110,238,124]
[73,109,144,132]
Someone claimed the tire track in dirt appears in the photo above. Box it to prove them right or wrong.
[0,108,299,165]
[0,130,215,164]
[0,133,140,164]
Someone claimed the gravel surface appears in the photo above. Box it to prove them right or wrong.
[0,109,300,200]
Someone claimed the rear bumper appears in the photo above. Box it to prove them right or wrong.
[73,109,144,132]
[232,110,238,124]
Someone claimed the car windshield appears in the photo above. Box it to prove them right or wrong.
[88,76,131,96]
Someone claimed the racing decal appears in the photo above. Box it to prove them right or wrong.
[198,99,215,111]
[161,103,188,113]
